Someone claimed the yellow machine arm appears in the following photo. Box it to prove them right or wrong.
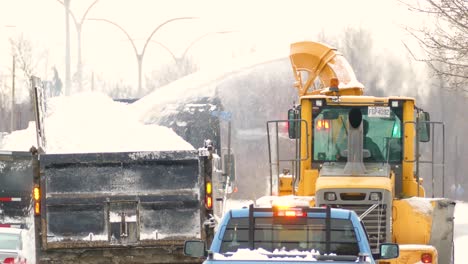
[289,41,364,96]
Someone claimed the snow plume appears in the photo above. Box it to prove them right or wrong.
[131,55,296,201]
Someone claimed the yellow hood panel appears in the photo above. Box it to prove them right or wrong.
[316,176,392,192]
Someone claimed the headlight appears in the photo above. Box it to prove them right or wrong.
[324,192,337,201]
[369,192,382,201]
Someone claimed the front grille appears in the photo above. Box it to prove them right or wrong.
[333,204,387,252]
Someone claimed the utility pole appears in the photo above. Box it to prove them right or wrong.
[64,0,71,95]
[10,55,15,132]
[91,71,95,91]
[4,25,17,132]
[57,0,100,93]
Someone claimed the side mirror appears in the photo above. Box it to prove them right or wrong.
[376,243,399,260]
[418,111,430,142]
[184,240,206,258]
[288,108,301,139]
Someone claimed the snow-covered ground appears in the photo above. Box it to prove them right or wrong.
[454,201,468,263]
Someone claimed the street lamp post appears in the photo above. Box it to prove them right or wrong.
[5,25,17,132]
[89,17,197,96]
[57,0,100,94]
[11,55,15,132]
[64,0,71,95]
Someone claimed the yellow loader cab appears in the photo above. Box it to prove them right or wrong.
[266,41,455,264]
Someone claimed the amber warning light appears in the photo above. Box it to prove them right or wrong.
[330,78,339,88]
[316,120,330,131]
[274,207,306,217]
[205,181,213,210]
[33,187,40,201]
[33,186,40,215]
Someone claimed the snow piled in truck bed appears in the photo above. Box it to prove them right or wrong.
[0,92,194,153]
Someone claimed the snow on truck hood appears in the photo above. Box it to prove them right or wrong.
[213,248,322,261]
[0,92,194,153]
[210,248,371,263]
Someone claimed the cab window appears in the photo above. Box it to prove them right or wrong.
[220,217,359,255]
[313,106,403,163]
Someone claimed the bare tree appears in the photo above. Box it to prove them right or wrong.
[403,0,468,93]
[8,34,48,132]
[9,34,47,102]
[0,72,10,132]
[145,56,199,94]
[107,80,134,99]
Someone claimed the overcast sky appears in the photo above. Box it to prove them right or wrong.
[0,0,425,93]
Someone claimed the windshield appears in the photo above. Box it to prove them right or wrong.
[0,233,21,250]
[313,106,402,163]
[220,217,359,255]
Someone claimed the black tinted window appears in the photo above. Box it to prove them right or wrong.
[220,217,359,255]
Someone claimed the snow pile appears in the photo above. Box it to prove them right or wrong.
[454,202,468,264]
[0,92,194,153]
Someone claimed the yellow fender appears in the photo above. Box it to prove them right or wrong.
[392,198,455,264]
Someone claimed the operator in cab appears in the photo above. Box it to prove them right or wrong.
[362,119,384,161]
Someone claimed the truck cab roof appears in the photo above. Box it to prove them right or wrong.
[228,205,357,219]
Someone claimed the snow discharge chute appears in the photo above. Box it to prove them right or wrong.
[289,41,364,96]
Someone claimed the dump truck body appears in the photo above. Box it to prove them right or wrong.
[31,148,214,263]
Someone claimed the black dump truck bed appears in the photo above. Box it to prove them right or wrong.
[0,147,213,264]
